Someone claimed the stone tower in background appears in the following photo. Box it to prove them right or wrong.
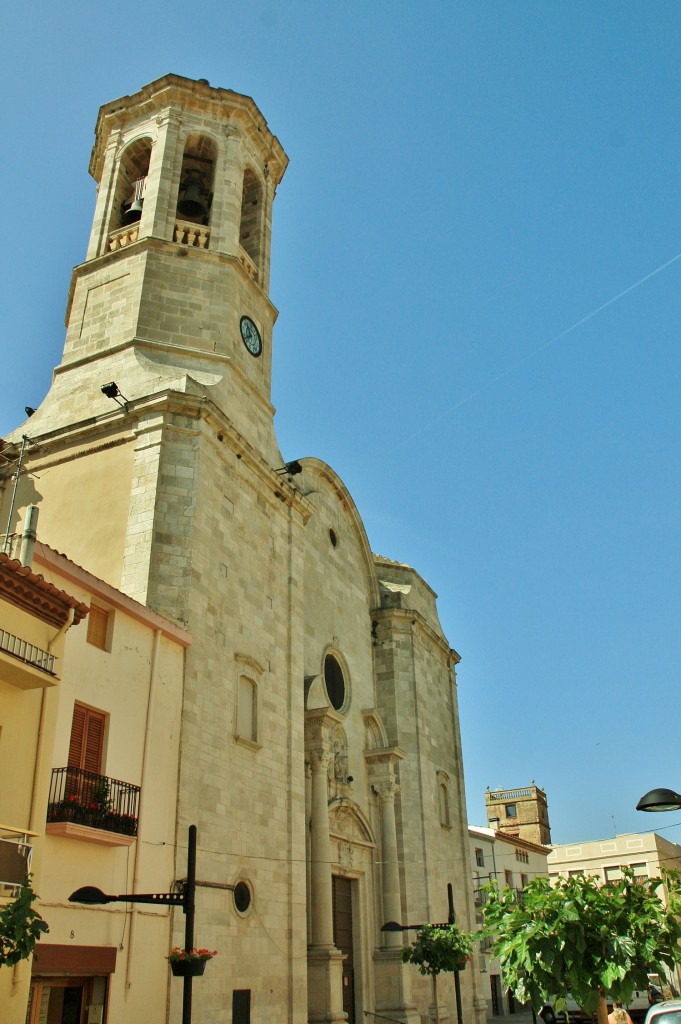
[485,783,551,846]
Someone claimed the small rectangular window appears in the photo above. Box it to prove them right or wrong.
[504,870,513,888]
[87,606,110,651]
[236,676,257,745]
[232,989,251,1024]
[505,803,517,818]
[475,848,485,868]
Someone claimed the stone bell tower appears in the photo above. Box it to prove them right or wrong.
[1,77,312,1023]
[39,74,288,467]
[2,75,294,605]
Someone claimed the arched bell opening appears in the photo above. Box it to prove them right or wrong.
[111,137,152,232]
[176,134,217,227]
[239,167,264,273]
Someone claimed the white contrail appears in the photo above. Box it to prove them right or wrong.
[389,250,681,451]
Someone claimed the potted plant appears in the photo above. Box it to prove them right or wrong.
[166,947,217,977]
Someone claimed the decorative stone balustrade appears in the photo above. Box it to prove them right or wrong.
[174,219,210,248]
[108,224,139,251]
[238,246,258,281]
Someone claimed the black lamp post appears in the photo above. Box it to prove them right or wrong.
[380,883,464,1024]
[636,789,681,813]
[70,824,199,1024]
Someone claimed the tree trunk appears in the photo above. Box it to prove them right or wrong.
[596,986,609,1024]
[432,973,440,1024]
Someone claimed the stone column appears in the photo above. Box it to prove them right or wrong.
[86,129,121,261]
[145,109,183,242]
[374,779,402,949]
[367,746,420,1024]
[211,126,243,255]
[309,749,334,948]
[305,705,346,1024]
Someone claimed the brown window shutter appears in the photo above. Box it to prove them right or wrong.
[68,704,105,775]
[68,704,86,769]
[83,712,105,774]
[87,606,109,650]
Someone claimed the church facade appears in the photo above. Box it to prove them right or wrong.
[0,75,484,1024]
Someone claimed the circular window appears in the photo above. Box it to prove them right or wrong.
[233,881,251,914]
[324,654,345,711]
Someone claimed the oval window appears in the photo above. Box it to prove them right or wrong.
[324,654,345,711]
[233,881,251,914]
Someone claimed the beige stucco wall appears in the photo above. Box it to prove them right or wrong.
[0,581,73,1024]
[20,551,189,1024]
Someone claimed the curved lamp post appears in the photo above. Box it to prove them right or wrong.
[636,789,681,813]
[70,824,198,1024]
[380,884,464,1024]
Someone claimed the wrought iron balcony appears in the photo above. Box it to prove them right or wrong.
[0,628,58,689]
[47,767,139,838]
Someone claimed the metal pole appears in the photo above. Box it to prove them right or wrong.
[3,435,28,554]
[183,825,197,1024]
[448,884,464,1024]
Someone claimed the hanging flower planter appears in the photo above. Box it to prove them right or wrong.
[170,959,207,977]
[166,947,217,978]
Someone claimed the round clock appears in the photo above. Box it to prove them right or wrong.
[240,316,262,357]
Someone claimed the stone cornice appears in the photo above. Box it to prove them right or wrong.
[5,392,313,526]
[364,746,406,767]
[90,74,288,186]
[371,606,460,666]
[64,235,280,327]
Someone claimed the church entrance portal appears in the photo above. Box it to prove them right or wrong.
[332,875,356,1023]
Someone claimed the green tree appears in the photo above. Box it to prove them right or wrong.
[481,869,681,1024]
[0,877,49,967]
[402,924,476,1024]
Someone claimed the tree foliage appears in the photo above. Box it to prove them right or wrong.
[481,869,681,1014]
[402,923,476,978]
[0,877,49,967]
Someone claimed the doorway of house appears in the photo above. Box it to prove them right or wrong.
[332,875,356,1024]
[490,974,503,1015]
[27,977,97,1024]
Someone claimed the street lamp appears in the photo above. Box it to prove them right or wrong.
[380,883,463,1024]
[636,789,681,813]
[70,824,199,1024]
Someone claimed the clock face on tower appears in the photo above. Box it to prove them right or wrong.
[240,316,262,357]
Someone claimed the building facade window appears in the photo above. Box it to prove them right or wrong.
[475,847,485,868]
[86,605,111,651]
[324,653,346,711]
[505,803,517,818]
[68,703,106,776]
[236,676,258,745]
[438,782,450,827]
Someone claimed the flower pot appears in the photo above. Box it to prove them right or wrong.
[170,959,207,977]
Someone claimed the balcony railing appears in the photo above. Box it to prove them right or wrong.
[0,629,55,674]
[488,787,533,801]
[47,767,139,837]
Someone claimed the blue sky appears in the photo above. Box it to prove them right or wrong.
[2,2,680,846]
